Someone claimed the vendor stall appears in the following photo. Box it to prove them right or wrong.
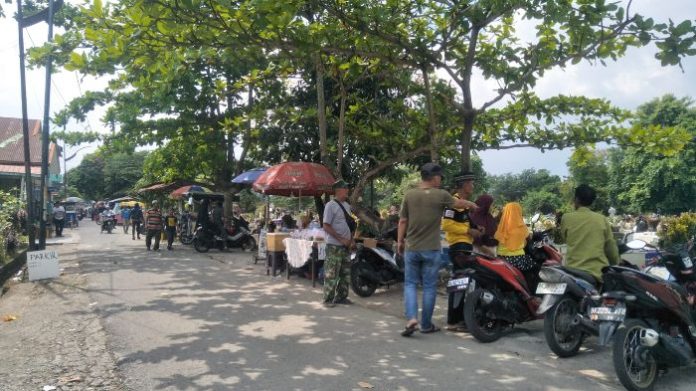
[252,162,335,285]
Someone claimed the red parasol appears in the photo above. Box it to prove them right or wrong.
[170,185,211,199]
[252,162,335,197]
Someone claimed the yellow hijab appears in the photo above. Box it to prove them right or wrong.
[494,202,529,251]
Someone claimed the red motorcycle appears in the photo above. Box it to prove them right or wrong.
[457,229,562,342]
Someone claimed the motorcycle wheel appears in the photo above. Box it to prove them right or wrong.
[106,224,113,234]
[241,236,257,252]
[544,295,583,358]
[180,234,194,245]
[463,288,503,343]
[193,237,211,253]
[612,319,658,391]
[350,261,378,297]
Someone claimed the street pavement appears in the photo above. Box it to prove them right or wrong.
[1,221,693,391]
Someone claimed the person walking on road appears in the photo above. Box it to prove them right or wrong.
[165,209,178,250]
[145,201,164,251]
[131,203,143,240]
[122,206,131,234]
[52,202,66,237]
[322,180,356,308]
[398,163,478,337]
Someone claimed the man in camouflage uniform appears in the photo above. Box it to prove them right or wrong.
[322,180,356,307]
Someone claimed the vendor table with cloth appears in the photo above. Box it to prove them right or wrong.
[283,238,326,287]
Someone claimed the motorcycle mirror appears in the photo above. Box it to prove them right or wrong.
[626,239,647,250]
[531,213,541,224]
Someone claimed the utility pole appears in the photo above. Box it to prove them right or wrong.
[39,0,55,249]
[17,0,36,250]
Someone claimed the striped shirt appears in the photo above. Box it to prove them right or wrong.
[146,209,163,230]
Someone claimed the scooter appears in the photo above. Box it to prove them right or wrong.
[459,230,562,343]
[100,211,116,234]
[536,240,639,358]
[193,224,256,253]
[350,227,403,297]
[593,238,696,391]
[447,213,561,332]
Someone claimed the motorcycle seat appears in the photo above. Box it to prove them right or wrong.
[560,267,600,287]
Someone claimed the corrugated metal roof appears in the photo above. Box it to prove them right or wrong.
[0,164,41,176]
[0,116,43,165]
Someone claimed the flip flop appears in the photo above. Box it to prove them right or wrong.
[401,323,418,337]
[420,325,441,334]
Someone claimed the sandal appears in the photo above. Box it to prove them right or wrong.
[401,323,418,337]
[420,325,441,334]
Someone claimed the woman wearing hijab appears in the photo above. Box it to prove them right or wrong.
[469,194,498,256]
[494,202,534,271]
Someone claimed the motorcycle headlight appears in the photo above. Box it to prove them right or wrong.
[538,267,565,283]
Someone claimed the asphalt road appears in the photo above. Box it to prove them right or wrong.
[74,222,693,391]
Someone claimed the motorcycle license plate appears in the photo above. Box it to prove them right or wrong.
[590,306,626,322]
[447,277,469,292]
[536,282,567,295]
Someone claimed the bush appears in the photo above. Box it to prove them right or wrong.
[659,212,696,248]
[0,190,24,264]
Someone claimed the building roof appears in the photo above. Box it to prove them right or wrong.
[0,116,59,166]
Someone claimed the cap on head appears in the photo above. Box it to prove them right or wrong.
[453,171,476,187]
[420,163,443,180]
[152,200,159,205]
[332,179,350,190]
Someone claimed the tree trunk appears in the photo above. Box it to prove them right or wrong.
[316,55,329,167]
[461,112,475,171]
[337,82,347,178]
[422,68,439,163]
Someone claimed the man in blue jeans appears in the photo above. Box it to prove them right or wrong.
[397,163,478,336]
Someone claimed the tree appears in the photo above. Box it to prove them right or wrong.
[488,168,562,205]
[567,148,612,213]
[608,95,696,214]
[68,150,148,200]
[321,0,696,170]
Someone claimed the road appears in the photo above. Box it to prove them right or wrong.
[21,222,696,390]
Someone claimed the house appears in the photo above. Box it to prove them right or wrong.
[0,116,61,198]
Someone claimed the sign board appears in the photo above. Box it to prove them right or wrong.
[27,250,60,281]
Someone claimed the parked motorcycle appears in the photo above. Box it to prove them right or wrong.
[193,224,256,253]
[536,240,638,358]
[460,225,562,342]
[100,211,116,234]
[350,228,403,297]
[593,238,696,391]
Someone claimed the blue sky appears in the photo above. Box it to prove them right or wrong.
[0,0,694,176]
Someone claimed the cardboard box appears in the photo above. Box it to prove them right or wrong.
[266,233,290,252]
[362,238,378,249]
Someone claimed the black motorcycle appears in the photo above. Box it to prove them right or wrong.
[350,228,403,297]
[536,239,640,358]
[193,224,256,253]
[593,239,696,391]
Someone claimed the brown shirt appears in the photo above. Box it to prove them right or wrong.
[400,188,454,251]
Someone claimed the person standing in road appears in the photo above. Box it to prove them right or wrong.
[145,201,164,251]
[131,203,143,240]
[165,209,178,251]
[211,201,227,240]
[122,206,131,234]
[398,163,478,336]
[52,202,66,237]
[560,184,620,283]
[322,180,356,308]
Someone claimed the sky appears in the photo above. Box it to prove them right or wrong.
[0,0,694,177]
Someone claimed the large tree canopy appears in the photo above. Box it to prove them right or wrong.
[28,0,696,208]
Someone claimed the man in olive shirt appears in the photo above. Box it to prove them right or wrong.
[560,184,619,282]
[397,163,478,336]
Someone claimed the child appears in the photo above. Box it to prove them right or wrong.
[165,209,178,250]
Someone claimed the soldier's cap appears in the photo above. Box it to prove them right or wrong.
[333,179,350,189]
[453,171,476,185]
[420,162,443,177]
